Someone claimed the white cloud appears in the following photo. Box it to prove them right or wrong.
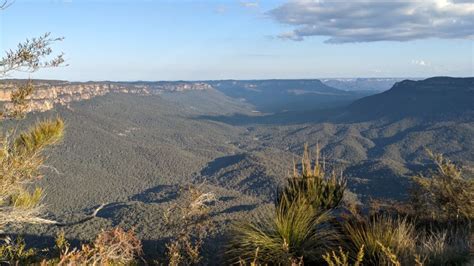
[269,0,474,43]
[215,5,228,14]
[411,59,431,67]
[240,1,259,9]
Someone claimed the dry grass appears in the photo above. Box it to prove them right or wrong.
[322,245,364,266]
[417,226,472,265]
[344,215,417,265]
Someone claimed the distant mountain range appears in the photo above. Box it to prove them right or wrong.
[208,79,372,113]
[0,78,375,114]
[346,77,474,121]
[321,78,408,92]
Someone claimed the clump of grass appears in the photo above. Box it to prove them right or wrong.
[344,215,416,265]
[417,226,471,265]
[228,144,344,264]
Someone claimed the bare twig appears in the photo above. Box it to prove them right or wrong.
[55,203,106,227]
[0,0,13,10]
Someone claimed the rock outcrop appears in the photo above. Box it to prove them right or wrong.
[0,80,212,113]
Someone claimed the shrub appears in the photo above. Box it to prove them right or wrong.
[0,118,64,226]
[1,2,65,228]
[410,150,474,221]
[164,185,216,265]
[57,227,142,265]
[0,236,37,264]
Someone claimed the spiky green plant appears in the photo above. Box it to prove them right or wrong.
[228,195,338,264]
[279,143,346,213]
[228,144,344,264]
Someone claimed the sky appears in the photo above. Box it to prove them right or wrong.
[0,0,473,81]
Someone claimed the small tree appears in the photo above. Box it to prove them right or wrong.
[0,0,65,228]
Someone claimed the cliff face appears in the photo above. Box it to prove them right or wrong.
[0,80,212,113]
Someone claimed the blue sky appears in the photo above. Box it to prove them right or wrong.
[1,0,473,81]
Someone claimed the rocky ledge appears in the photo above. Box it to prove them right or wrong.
[0,80,212,113]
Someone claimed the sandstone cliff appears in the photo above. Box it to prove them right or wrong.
[0,80,212,113]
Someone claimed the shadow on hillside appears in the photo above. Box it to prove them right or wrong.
[130,184,179,204]
[218,196,237,202]
[6,233,83,258]
[8,230,231,264]
[194,108,341,126]
[195,107,470,126]
[200,154,246,176]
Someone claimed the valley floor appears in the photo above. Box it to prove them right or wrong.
[6,91,473,262]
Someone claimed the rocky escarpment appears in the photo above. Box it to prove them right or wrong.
[0,80,212,113]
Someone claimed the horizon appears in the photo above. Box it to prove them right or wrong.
[1,0,473,81]
[0,76,432,83]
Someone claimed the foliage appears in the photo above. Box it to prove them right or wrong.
[0,0,65,229]
[164,185,216,265]
[322,245,364,266]
[0,236,37,264]
[229,197,338,264]
[280,143,346,213]
[416,226,471,266]
[57,227,142,265]
[410,150,474,220]
[0,32,65,76]
[7,81,34,118]
[0,118,64,226]
[228,144,342,265]
[344,215,416,265]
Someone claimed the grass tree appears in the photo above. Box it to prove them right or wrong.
[228,144,345,265]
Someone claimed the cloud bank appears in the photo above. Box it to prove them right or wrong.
[269,0,474,43]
